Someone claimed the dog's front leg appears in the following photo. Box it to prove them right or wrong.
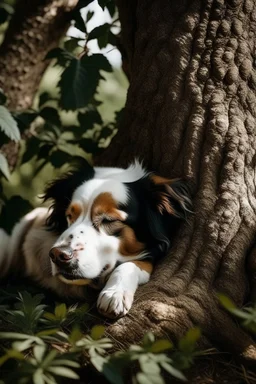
[97,260,152,319]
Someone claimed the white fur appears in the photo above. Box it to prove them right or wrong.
[0,162,151,318]
[97,262,150,318]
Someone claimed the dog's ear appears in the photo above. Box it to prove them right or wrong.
[149,175,192,219]
[43,158,95,232]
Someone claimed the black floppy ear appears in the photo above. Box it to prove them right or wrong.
[150,175,192,219]
[43,158,95,233]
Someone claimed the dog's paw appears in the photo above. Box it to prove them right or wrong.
[97,289,134,319]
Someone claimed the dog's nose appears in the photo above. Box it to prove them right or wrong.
[49,246,73,264]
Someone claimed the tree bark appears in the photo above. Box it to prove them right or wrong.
[97,0,256,365]
[0,0,78,169]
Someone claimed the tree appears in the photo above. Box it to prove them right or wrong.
[0,0,256,381]
[97,0,256,366]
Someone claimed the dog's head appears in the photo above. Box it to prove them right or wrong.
[43,160,192,287]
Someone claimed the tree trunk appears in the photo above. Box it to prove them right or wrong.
[97,0,256,365]
[0,0,78,169]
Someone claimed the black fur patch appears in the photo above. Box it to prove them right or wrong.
[43,158,95,233]
[124,175,192,263]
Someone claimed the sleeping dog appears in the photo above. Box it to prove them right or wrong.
[0,160,191,318]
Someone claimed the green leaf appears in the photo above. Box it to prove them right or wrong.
[34,345,46,362]
[75,0,94,10]
[48,366,79,379]
[81,53,112,73]
[33,369,45,384]
[0,349,24,366]
[97,0,113,11]
[0,197,33,234]
[54,303,67,320]
[14,111,38,134]
[22,137,41,164]
[0,105,20,142]
[74,10,87,33]
[86,10,94,22]
[58,58,89,110]
[0,152,10,180]
[178,328,201,353]
[91,325,105,340]
[137,372,164,384]
[45,48,74,67]
[78,138,99,154]
[161,361,187,381]
[39,92,51,107]
[69,327,83,345]
[143,332,155,348]
[218,294,237,311]
[78,106,102,130]
[49,150,71,168]
[149,339,173,353]
[40,107,61,127]
[88,23,111,49]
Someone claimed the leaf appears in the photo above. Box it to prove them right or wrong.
[39,92,51,108]
[78,107,102,130]
[78,138,99,154]
[54,303,67,320]
[22,137,41,164]
[40,107,61,127]
[34,345,46,362]
[91,325,105,340]
[218,294,237,311]
[149,339,173,353]
[0,196,33,234]
[69,327,83,345]
[48,366,79,379]
[45,48,74,67]
[86,10,94,22]
[143,332,155,348]
[14,111,38,134]
[0,105,20,142]
[88,23,111,49]
[33,369,45,384]
[75,0,94,10]
[0,152,10,180]
[49,150,71,168]
[74,10,87,33]
[161,361,187,381]
[58,54,112,110]
[97,0,112,11]
[58,58,90,110]
[0,349,24,366]
[81,53,112,73]
[136,372,164,384]
[178,328,201,354]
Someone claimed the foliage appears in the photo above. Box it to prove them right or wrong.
[0,290,201,383]
[0,0,124,231]
[218,294,256,333]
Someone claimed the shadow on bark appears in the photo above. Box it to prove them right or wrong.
[96,0,256,366]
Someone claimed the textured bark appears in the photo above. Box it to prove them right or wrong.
[97,0,256,365]
[0,0,78,169]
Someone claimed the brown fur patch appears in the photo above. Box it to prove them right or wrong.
[91,192,126,223]
[132,260,153,274]
[66,202,82,224]
[151,175,181,215]
[119,226,145,256]
[151,174,172,185]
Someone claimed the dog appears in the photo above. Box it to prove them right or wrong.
[0,160,191,318]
